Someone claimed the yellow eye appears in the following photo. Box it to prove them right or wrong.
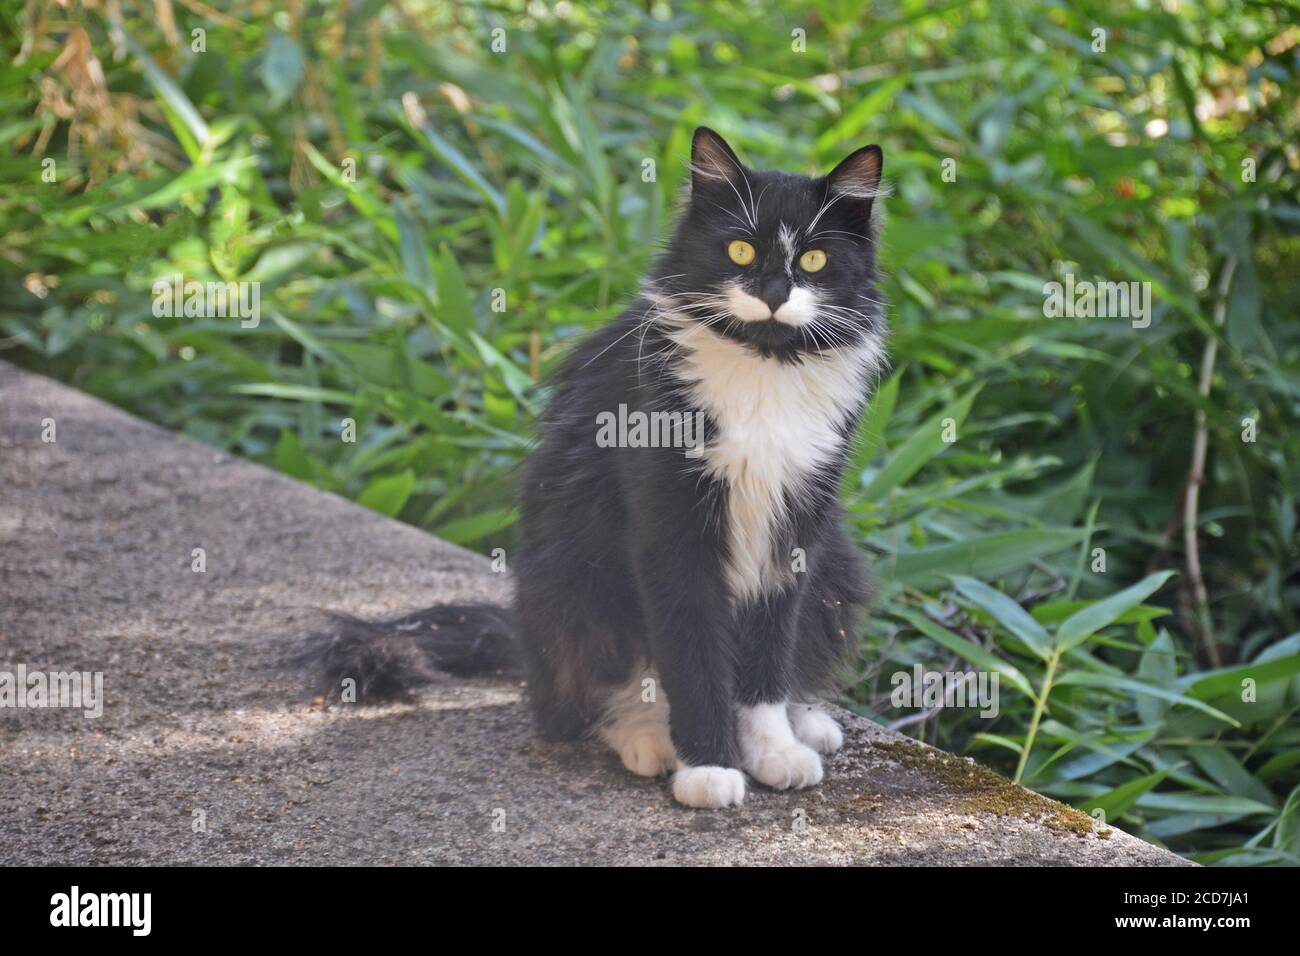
[727,240,756,266]
[799,249,828,273]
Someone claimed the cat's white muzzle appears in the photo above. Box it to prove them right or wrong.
[724,282,816,327]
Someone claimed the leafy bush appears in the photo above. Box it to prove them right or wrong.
[3,0,1297,862]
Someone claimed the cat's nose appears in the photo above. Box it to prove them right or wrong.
[758,277,791,313]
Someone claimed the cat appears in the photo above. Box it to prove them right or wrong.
[300,127,887,809]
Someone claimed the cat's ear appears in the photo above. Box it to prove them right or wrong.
[826,145,884,204]
[690,126,746,191]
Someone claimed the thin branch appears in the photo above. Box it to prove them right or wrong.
[1183,256,1237,669]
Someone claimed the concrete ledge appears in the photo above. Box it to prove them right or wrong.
[0,362,1190,865]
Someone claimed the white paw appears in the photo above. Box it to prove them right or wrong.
[672,765,746,808]
[738,702,824,790]
[616,726,678,778]
[744,740,824,790]
[788,704,844,754]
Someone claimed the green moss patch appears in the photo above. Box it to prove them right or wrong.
[870,740,1097,839]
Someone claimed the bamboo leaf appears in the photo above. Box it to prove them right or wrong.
[893,609,1035,699]
[950,574,1054,660]
[888,528,1088,588]
[1055,571,1175,652]
[1078,766,1178,822]
[357,469,416,518]
[861,386,979,500]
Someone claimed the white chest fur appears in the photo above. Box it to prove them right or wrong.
[666,325,877,603]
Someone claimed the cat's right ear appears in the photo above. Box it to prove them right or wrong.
[690,127,746,191]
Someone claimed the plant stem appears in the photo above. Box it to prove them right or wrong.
[1014,650,1059,785]
[1184,257,1236,669]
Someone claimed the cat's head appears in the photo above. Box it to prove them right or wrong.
[648,126,885,359]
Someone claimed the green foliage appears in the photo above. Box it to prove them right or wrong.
[2,0,1297,863]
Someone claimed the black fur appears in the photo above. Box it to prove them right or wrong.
[293,604,519,699]
[300,127,884,775]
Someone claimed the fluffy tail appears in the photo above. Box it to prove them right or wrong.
[293,603,521,702]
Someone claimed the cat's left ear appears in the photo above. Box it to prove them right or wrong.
[825,145,884,219]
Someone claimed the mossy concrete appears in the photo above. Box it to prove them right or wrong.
[0,362,1191,865]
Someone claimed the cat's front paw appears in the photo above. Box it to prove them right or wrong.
[738,702,825,790]
[672,765,746,808]
[742,740,824,790]
[788,704,844,754]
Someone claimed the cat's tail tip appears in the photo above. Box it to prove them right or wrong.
[290,603,520,703]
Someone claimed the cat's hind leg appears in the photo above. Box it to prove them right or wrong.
[597,669,678,778]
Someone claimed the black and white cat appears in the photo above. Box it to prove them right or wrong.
[303,128,886,809]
